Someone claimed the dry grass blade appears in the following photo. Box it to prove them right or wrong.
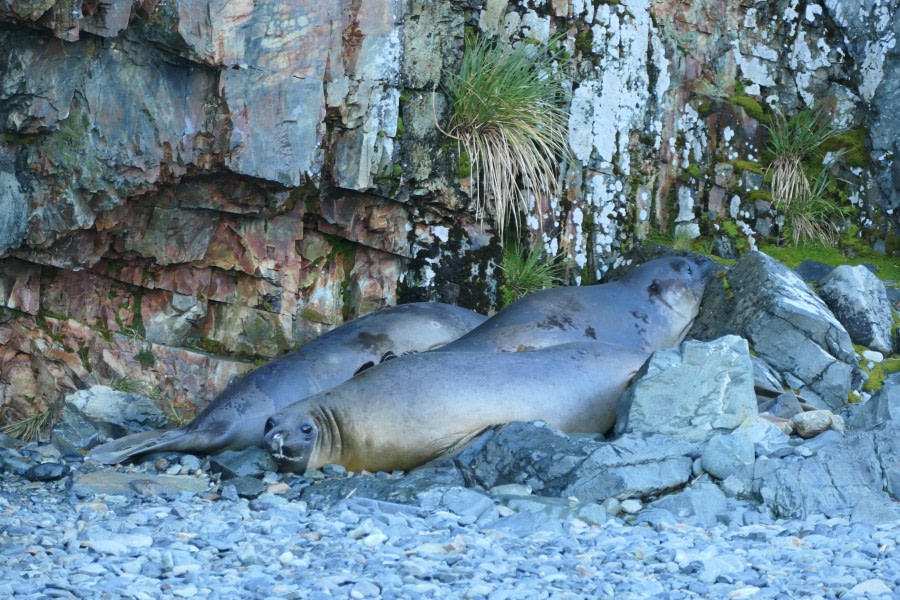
[1,410,51,442]
[441,34,570,239]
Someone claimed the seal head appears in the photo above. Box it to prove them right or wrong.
[265,414,317,472]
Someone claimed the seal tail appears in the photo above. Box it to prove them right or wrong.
[86,428,192,464]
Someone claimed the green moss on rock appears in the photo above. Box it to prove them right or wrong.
[575,29,594,54]
[758,243,900,283]
[727,95,769,123]
[822,128,871,168]
[729,159,766,176]
[860,355,900,393]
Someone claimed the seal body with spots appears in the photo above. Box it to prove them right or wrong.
[434,255,716,354]
[264,341,652,473]
[87,302,487,464]
[263,255,717,473]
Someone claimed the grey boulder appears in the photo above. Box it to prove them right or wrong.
[848,373,900,430]
[50,386,168,454]
[690,251,860,409]
[819,264,895,354]
[615,335,758,442]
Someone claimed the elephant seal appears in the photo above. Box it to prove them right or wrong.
[434,255,716,354]
[263,341,651,473]
[87,302,487,464]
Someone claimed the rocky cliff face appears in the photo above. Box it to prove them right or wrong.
[0,0,897,422]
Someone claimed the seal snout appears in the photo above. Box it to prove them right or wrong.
[263,417,287,454]
[262,413,318,473]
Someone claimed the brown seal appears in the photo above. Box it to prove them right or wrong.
[264,341,652,473]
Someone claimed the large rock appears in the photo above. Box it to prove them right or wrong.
[752,427,900,519]
[299,423,699,509]
[690,252,860,409]
[824,0,900,217]
[440,422,699,504]
[50,386,168,454]
[848,372,900,430]
[700,433,756,480]
[647,481,729,527]
[615,335,758,442]
[819,265,895,354]
[0,166,27,255]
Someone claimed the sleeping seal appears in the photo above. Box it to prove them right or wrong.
[434,255,716,354]
[87,302,487,464]
[263,341,651,473]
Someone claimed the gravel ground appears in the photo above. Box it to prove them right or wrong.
[2,451,899,600]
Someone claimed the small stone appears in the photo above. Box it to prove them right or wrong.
[791,410,844,438]
[179,455,202,472]
[620,499,642,514]
[489,483,532,496]
[720,475,747,498]
[757,391,804,419]
[23,462,70,482]
[701,433,755,480]
[209,447,278,480]
[574,503,607,525]
[349,580,380,599]
[734,418,790,455]
[602,497,622,517]
[861,350,884,363]
[266,482,291,494]
[129,479,166,497]
[361,533,387,547]
[228,476,267,499]
[849,579,893,595]
[321,463,347,478]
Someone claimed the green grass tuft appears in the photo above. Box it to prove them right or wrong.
[500,242,567,307]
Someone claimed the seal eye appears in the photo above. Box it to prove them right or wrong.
[301,424,313,436]
[264,418,276,434]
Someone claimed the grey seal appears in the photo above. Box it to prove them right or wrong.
[434,255,716,354]
[87,302,487,464]
[262,254,717,472]
[263,341,652,473]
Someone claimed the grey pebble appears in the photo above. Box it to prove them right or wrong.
[3,456,900,599]
[23,462,70,481]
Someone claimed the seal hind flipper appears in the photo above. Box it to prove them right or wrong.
[86,428,194,465]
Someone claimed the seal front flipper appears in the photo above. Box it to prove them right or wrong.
[86,428,194,465]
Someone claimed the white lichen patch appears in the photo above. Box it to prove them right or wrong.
[567,0,666,175]
[860,36,896,101]
[731,41,776,87]
[677,104,708,171]
[521,10,551,42]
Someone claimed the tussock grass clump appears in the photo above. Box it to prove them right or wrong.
[500,241,567,306]
[441,34,570,239]
[765,101,847,245]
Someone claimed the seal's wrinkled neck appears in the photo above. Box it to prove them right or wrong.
[308,403,340,470]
